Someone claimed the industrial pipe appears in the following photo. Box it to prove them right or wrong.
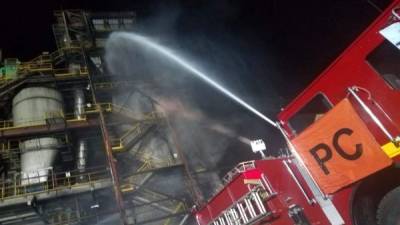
[76,139,88,173]
[74,88,85,119]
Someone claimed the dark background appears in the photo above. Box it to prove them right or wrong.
[0,0,393,177]
[1,0,391,101]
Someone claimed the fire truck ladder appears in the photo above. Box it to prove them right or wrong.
[211,186,270,225]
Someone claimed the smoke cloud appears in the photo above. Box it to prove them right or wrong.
[104,0,282,203]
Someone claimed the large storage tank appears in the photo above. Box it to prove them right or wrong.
[19,138,59,185]
[13,87,63,126]
[12,87,63,185]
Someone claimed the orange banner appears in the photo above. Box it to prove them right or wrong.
[292,99,392,194]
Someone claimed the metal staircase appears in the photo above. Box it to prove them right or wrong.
[0,77,27,100]
[111,121,156,152]
[98,103,158,122]
[52,10,92,50]
[103,107,162,152]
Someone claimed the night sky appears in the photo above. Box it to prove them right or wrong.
[1,0,391,101]
[0,0,393,161]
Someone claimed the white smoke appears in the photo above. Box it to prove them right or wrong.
[104,33,257,201]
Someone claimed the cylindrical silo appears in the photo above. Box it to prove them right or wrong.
[12,87,63,185]
[12,87,63,126]
[19,138,59,185]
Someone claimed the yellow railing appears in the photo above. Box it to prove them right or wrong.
[0,42,87,86]
[0,167,110,201]
[0,120,13,129]
[0,103,161,130]
[93,81,135,90]
[96,103,158,120]
[0,109,91,130]
[97,103,156,121]
[111,122,144,151]
[111,139,124,152]
[0,147,20,169]
[0,103,139,130]
[110,111,162,152]
[93,82,117,90]
[0,113,66,130]
[0,103,162,152]
[0,134,70,171]
[18,61,53,73]
[45,208,118,225]
[163,202,187,225]
[97,103,114,113]
[120,160,153,193]
[26,54,51,64]
[27,41,82,65]
[0,77,15,85]
[0,133,68,153]
[51,41,82,53]
[138,160,153,171]
[0,66,89,87]
[53,67,89,77]
[0,142,14,152]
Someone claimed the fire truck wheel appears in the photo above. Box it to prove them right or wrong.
[377,186,400,225]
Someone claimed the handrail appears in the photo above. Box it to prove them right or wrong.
[0,103,162,153]
[283,160,315,204]
[97,103,162,120]
[93,103,162,151]
[0,67,89,87]
[0,109,90,130]
[0,133,69,152]
[392,7,400,20]
[348,86,398,143]
[27,41,82,64]
[222,161,256,185]
[0,103,159,130]
[111,122,148,151]
[93,81,137,90]
[0,43,86,86]
[209,185,269,225]
[0,166,111,201]
[0,112,72,129]
[110,111,162,151]
[0,103,162,130]
[163,202,187,225]
[119,160,153,192]
[0,78,19,86]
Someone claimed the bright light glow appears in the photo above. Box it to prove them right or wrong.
[111,32,277,128]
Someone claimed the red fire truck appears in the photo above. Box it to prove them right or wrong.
[195,1,400,225]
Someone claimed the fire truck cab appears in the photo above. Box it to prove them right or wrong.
[195,1,400,225]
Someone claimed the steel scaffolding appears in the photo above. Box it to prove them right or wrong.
[0,9,199,225]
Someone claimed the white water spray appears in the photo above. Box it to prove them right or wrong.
[110,32,277,128]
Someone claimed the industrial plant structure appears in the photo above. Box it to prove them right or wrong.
[0,10,197,225]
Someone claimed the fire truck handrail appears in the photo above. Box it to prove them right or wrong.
[222,161,256,185]
[283,160,315,204]
[207,185,270,225]
[348,86,396,142]
[393,7,400,19]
